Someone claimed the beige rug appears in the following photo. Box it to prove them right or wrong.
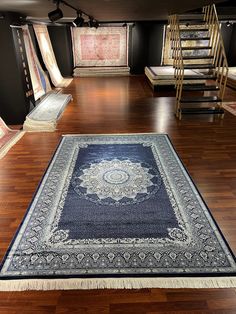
[0,117,25,159]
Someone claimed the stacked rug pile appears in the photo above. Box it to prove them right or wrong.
[23,93,72,132]
[73,66,130,77]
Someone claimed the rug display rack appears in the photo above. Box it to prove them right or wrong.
[0,117,25,159]
[0,133,235,290]
[23,92,72,132]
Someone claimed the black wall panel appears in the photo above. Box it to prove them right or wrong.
[48,25,73,77]
[221,23,233,63]
[0,14,30,124]
[129,22,165,74]
[227,24,236,66]
[147,23,164,66]
[129,23,149,74]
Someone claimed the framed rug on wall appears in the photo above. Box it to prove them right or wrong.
[71,27,129,67]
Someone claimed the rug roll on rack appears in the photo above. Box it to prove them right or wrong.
[22,25,51,101]
[33,25,73,88]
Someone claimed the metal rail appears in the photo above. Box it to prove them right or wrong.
[203,4,228,101]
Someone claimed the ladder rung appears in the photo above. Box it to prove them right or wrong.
[182,85,219,91]
[181,37,210,41]
[182,55,214,60]
[183,64,215,69]
[180,28,208,32]
[178,20,206,25]
[178,14,204,19]
[180,96,221,103]
[181,46,212,50]
[180,108,224,115]
[183,74,217,80]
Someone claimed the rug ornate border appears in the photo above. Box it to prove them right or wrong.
[0,134,235,290]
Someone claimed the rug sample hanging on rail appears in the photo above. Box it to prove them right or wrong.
[0,134,235,290]
[22,25,51,101]
[33,25,73,88]
[0,117,25,159]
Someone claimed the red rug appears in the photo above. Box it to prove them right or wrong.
[0,117,25,158]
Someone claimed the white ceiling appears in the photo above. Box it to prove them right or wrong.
[0,0,228,21]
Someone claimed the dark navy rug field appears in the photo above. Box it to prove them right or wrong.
[0,134,235,290]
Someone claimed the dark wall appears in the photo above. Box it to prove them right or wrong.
[129,23,148,74]
[147,23,164,66]
[129,22,165,74]
[221,23,233,63]
[44,23,164,76]
[0,14,29,124]
[48,25,73,77]
[228,24,236,66]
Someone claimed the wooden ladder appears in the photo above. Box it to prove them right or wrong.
[169,4,228,120]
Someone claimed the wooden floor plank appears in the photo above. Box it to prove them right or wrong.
[0,76,236,313]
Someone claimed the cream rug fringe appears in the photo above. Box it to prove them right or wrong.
[57,78,73,88]
[0,131,25,159]
[0,276,235,291]
[23,119,57,132]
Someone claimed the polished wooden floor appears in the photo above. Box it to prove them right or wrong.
[0,76,236,313]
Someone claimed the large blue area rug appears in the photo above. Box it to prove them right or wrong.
[0,134,235,290]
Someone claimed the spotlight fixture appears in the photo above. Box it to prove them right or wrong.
[48,0,63,22]
[226,21,232,27]
[73,11,84,27]
[88,17,99,28]
[93,20,99,28]
[88,17,94,28]
[48,0,99,27]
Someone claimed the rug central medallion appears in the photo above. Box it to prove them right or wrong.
[74,159,157,204]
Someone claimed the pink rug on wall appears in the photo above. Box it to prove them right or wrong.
[0,117,25,159]
[71,27,128,67]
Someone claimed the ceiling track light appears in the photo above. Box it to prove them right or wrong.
[73,11,84,27]
[48,0,63,22]
[48,0,99,27]
[88,17,99,28]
